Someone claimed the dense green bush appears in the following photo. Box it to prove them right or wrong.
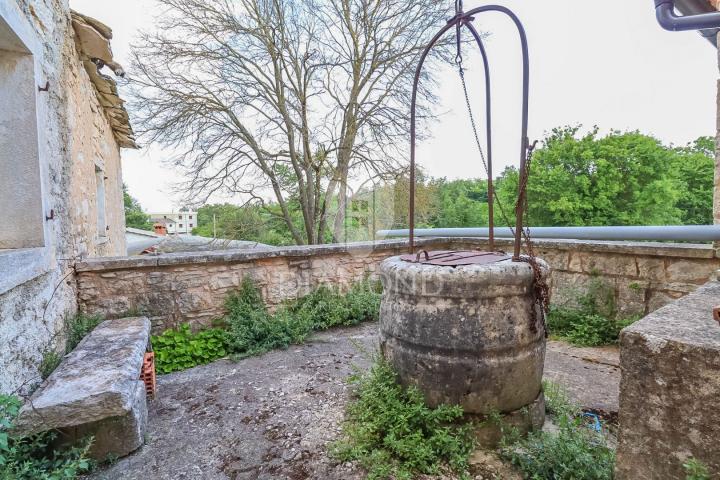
[283,280,382,330]
[153,277,382,371]
[501,382,615,480]
[152,324,230,374]
[0,395,92,479]
[224,277,308,358]
[332,359,475,480]
[547,306,635,347]
[224,277,381,359]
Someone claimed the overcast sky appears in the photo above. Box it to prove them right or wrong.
[70,0,718,213]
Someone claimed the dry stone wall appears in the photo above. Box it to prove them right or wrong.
[75,238,720,332]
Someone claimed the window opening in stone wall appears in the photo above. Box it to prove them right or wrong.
[95,165,106,238]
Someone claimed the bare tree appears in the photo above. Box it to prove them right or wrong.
[130,0,451,244]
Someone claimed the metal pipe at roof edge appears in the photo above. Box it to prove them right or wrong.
[377,225,720,242]
[655,0,720,32]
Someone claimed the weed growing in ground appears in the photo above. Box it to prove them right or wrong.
[64,313,103,352]
[38,350,63,381]
[332,359,475,480]
[548,278,638,346]
[500,381,615,480]
[152,324,229,374]
[683,458,710,480]
[0,395,92,479]
[153,277,382,371]
[38,313,104,380]
[224,277,381,359]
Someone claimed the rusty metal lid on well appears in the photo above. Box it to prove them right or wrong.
[399,250,510,267]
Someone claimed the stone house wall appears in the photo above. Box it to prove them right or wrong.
[0,0,130,395]
[75,238,720,333]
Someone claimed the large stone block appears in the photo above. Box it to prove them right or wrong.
[616,281,720,479]
[57,380,147,459]
[15,317,151,459]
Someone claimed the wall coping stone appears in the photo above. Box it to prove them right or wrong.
[622,280,720,349]
[74,237,717,273]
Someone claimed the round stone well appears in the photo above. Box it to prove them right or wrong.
[378,251,550,445]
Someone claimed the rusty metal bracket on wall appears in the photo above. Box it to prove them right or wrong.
[408,2,531,260]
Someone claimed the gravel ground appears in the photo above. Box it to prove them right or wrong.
[88,323,619,480]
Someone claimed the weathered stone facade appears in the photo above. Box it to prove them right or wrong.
[75,237,720,333]
[0,1,132,395]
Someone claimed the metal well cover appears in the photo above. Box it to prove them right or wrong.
[399,250,510,266]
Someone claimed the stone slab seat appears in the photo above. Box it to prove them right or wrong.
[15,317,151,460]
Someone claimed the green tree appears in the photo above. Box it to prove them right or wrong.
[496,127,682,227]
[670,136,714,225]
[430,178,489,228]
[193,203,299,246]
[123,184,152,231]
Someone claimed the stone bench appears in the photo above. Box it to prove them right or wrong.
[15,317,151,459]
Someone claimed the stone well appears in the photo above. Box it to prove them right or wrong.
[378,254,549,444]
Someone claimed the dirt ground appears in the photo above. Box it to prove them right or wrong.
[88,323,619,480]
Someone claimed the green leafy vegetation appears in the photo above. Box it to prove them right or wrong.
[683,458,711,480]
[0,395,92,480]
[39,313,104,380]
[38,351,62,381]
[153,278,382,371]
[152,325,230,374]
[495,128,713,228]
[332,359,475,480]
[123,184,153,231]
[64,313,103,353]
[192,203,302,246]
[225,277,381,358]
[547,307,635,347]
[547,278,638,347]
[500,381,615,480]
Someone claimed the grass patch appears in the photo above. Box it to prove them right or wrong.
[332,359,475,480]
[0,395,93,479]
[500,381,615,480]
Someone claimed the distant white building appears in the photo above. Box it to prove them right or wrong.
[148,211,198,235]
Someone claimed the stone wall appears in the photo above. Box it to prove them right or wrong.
[616,280,720,479]
[0,0,128,395]
[75,237,720,332]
